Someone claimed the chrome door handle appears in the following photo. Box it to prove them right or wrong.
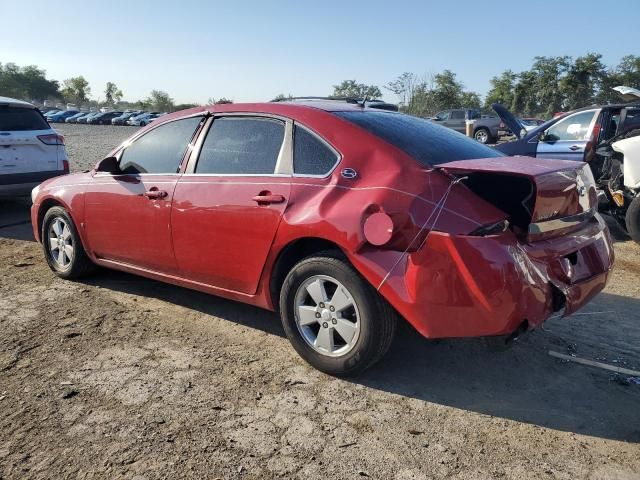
[252,193,285,205]
[143,189,168,199]
[569,145,582,151]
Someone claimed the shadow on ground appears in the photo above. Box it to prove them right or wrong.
[5,198,639,442]
[83,267,640,443]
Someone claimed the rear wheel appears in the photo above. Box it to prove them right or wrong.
[625,195,640,244]
[279,252,397,376]
[42,207,93,279]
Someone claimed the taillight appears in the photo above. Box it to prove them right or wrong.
[62,159,69,172]
[38,134,65,145]
[584,122,601,162]
[499,122,505,129]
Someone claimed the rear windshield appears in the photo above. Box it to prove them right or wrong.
[0,107,49,131]
[334,110,503,166]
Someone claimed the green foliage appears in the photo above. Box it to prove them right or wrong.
[386,70,480,116]
[271,93,294,101]
[331,80,382,99]
[174,103,199,111]
[146,90,174,111]
[485,54,640,117]
[0,63,60,101]
[104,82,123,105]
[61,76,91,105]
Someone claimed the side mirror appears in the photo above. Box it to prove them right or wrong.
[95,156,120,174]
[537,131,547,142]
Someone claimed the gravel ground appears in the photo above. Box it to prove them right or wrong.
[1,126,639,479]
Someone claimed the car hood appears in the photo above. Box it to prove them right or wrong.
[613,86,640,102]
[491,103,526,139]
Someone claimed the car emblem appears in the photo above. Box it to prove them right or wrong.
[341,168,358,179]
[577,185,586,197]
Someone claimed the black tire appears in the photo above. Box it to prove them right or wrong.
[625,195,640,244]
[41,206,93,279]
[279,251,397,376]
[474,127,495,144]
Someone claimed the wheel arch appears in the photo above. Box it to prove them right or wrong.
[269,237,347,310]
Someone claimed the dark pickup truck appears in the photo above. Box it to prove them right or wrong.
[429,108,509,144]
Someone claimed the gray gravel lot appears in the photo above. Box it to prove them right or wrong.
[0,126,639,479]
[54,124,139,171]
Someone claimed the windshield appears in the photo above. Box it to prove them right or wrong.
[334,110,504,166]
[0,107,50,131]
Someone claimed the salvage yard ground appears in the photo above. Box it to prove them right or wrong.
[0,124,639,479]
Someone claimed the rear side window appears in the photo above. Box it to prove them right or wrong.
[293,125,339,176]
[119,116,202,174]
[450,110,465,120]
[196,117,284,174]
[0,107,49,131]
[334,110,503,166]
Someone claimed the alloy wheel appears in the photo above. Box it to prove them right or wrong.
[48,217,74,269]
[475,130,489,143]
[294,275,361,357]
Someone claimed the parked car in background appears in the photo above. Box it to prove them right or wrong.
[87,111,123,125]
[520,117,545,132]
[494,87,640,175]
[429,108,510,144]
[31,99,613,375]
[42,110,60,118]
[0,96,69,196]
[127,112,162,126]
[112,111,143,125]
[77,112,101,124]
[65,112,89,123]
[47,110,80,123]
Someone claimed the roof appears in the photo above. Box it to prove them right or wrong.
[0,96,35,109]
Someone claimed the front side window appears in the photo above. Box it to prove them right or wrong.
[119,116,202,174]
[196,117,284,175]
[544,110,597,141]
[435,111,450,121]
[450,110,465,120]
[293,125,339,176]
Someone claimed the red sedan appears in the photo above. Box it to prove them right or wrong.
[30,100,614,375]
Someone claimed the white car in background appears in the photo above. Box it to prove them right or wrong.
[0,96,69,197]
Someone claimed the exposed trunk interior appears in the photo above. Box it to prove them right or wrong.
[460,173,535,231]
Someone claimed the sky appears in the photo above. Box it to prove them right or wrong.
[2,0,638,104]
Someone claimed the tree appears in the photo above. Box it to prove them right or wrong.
[530,56,570,117]
[104,82,123,106]
[146,90,174,111]
[0,63,60,102]
[560,53,606,110]
[61,76,91,105]
[484,70,516,109]
[385,72,418,108]
[207,97,233,105]
[331,80,382,99]
[271,93,293,102]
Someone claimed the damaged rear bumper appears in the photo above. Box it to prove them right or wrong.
[376,213,614,339]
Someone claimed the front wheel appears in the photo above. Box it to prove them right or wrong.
[279,252,397,376]
[42,206,94,279]
[625,195,640,244]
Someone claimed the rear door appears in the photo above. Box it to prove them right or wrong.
[172,114,291,294]
[0,106,60,176]
[536,109,599,161]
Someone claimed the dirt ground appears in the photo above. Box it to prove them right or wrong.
[1,125,639,479]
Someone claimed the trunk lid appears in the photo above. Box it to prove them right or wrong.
[613,85,640,103]
[441,156,598,238]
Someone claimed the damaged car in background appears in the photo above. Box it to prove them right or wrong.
[492,86,640,243]
[30,99,614,375]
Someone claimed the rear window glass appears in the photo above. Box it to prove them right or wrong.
[334,110,504,166]
[0,107,49,131]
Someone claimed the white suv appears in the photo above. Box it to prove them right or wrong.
[0,96,69,197]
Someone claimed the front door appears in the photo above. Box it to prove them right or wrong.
[84,116,204,273]
[172,115,291,294]
[536,109,598,161]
